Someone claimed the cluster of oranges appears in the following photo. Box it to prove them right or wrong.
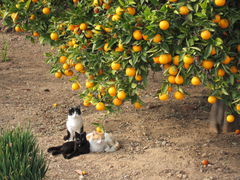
[1,0,239,119]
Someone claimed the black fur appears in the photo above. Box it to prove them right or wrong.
[48,132,90,159]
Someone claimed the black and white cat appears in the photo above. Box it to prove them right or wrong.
[48,132,90,159]
[64,106,84,141]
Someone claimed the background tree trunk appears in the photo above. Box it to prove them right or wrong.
[209,99,240,133]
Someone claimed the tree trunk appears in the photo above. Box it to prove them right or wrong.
[209,99,240,133]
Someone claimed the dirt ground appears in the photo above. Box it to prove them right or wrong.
[0,32,240,180]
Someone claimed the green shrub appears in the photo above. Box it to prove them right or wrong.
[0,127,48,180]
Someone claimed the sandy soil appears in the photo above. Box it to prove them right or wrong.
[0,32,240,180]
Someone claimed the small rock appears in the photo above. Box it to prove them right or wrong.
[162,141,167,146]
[201,153,207,157]
[182,174,188,179]
[167,173,173,177]
[177,173,183,179]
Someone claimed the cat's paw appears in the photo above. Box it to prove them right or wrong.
[63,154,72,159]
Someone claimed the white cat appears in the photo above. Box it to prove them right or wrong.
[64,106,84,141]
[86,131,120,153]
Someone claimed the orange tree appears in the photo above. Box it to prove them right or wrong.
[0,0,239,121]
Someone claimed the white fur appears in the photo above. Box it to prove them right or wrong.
[86,132,120,153]
[66,112,83,141]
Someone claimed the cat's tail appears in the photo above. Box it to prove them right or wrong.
[47,145,62,155]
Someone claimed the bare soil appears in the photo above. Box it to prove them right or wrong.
[1,32,240,180]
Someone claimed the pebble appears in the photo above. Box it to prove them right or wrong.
[162,141,167,146]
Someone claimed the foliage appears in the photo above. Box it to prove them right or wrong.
[0,127,48,180]
[0,0,239,118]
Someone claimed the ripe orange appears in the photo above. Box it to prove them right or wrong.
[104,43,110,52]
[183,63,190,69]
[134,102,142,109]
[208,96,217,104]
[213,14,221,23]
[54,72,62,78]
[42,7,51,15]
[168,75,176,84]
[153,56,160,64]
[237,44,240,52]
[33,32,39,37]
[226,115,235,123]
[15,26,21,32]
[236,104,240,111]
[79,23,88,30]
[168,66,178,76]
[115,43,124,52]
[202,60,214,69]
[72,82,80,90]
[84,30,93,38]
[153,34,161,43]
[75,63,84,72]
[30,14,36,20]
[167,54,172,63]
[222,55,231,64]
[211,47,216,56]
[159,20,170,30]
[63,63,70,70]
[164,64,170,70]
[96,102,105,111]
[113,98,122,106]
[235,129,240,135]
[93,0,103,6]
[135,75,142,81]
[83,99,91,106]
[132,45,142,52]
[201,160,209,166]
[64,70,73,76]
[117,91,126,100]
[59,56,67,63]
[183,55,194,64]
[218,19,229,29]
[159,54,169,64]
[86,81,94,88]
[50,32,58,40]
[159,94,169,101]
[68,25,75,31]
[133,30,143,40]
[167,86,173,92]
[108,87,117,96]
[142,35,149,40]
[173,55,180,66]
[217,69,225,77]
[116,7,124,15]
[214,0,226,6]
[126,67,136,77]
[73,0,79,3]
[230,66,238,74]
[127,7,136,15]
[201,30,211,40]
[111,62,121,70]
[175,75,184,85]
[191,76,201,86]
[169,0,177,2]
[179,6,189,15]
[32,0,38,2]
[174,91,184,100]
[112,14,121,21]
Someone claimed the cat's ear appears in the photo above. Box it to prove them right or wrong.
[75,106,81,115]
[68,108,74,115]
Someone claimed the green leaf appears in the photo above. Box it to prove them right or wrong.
[203,44,212,59]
